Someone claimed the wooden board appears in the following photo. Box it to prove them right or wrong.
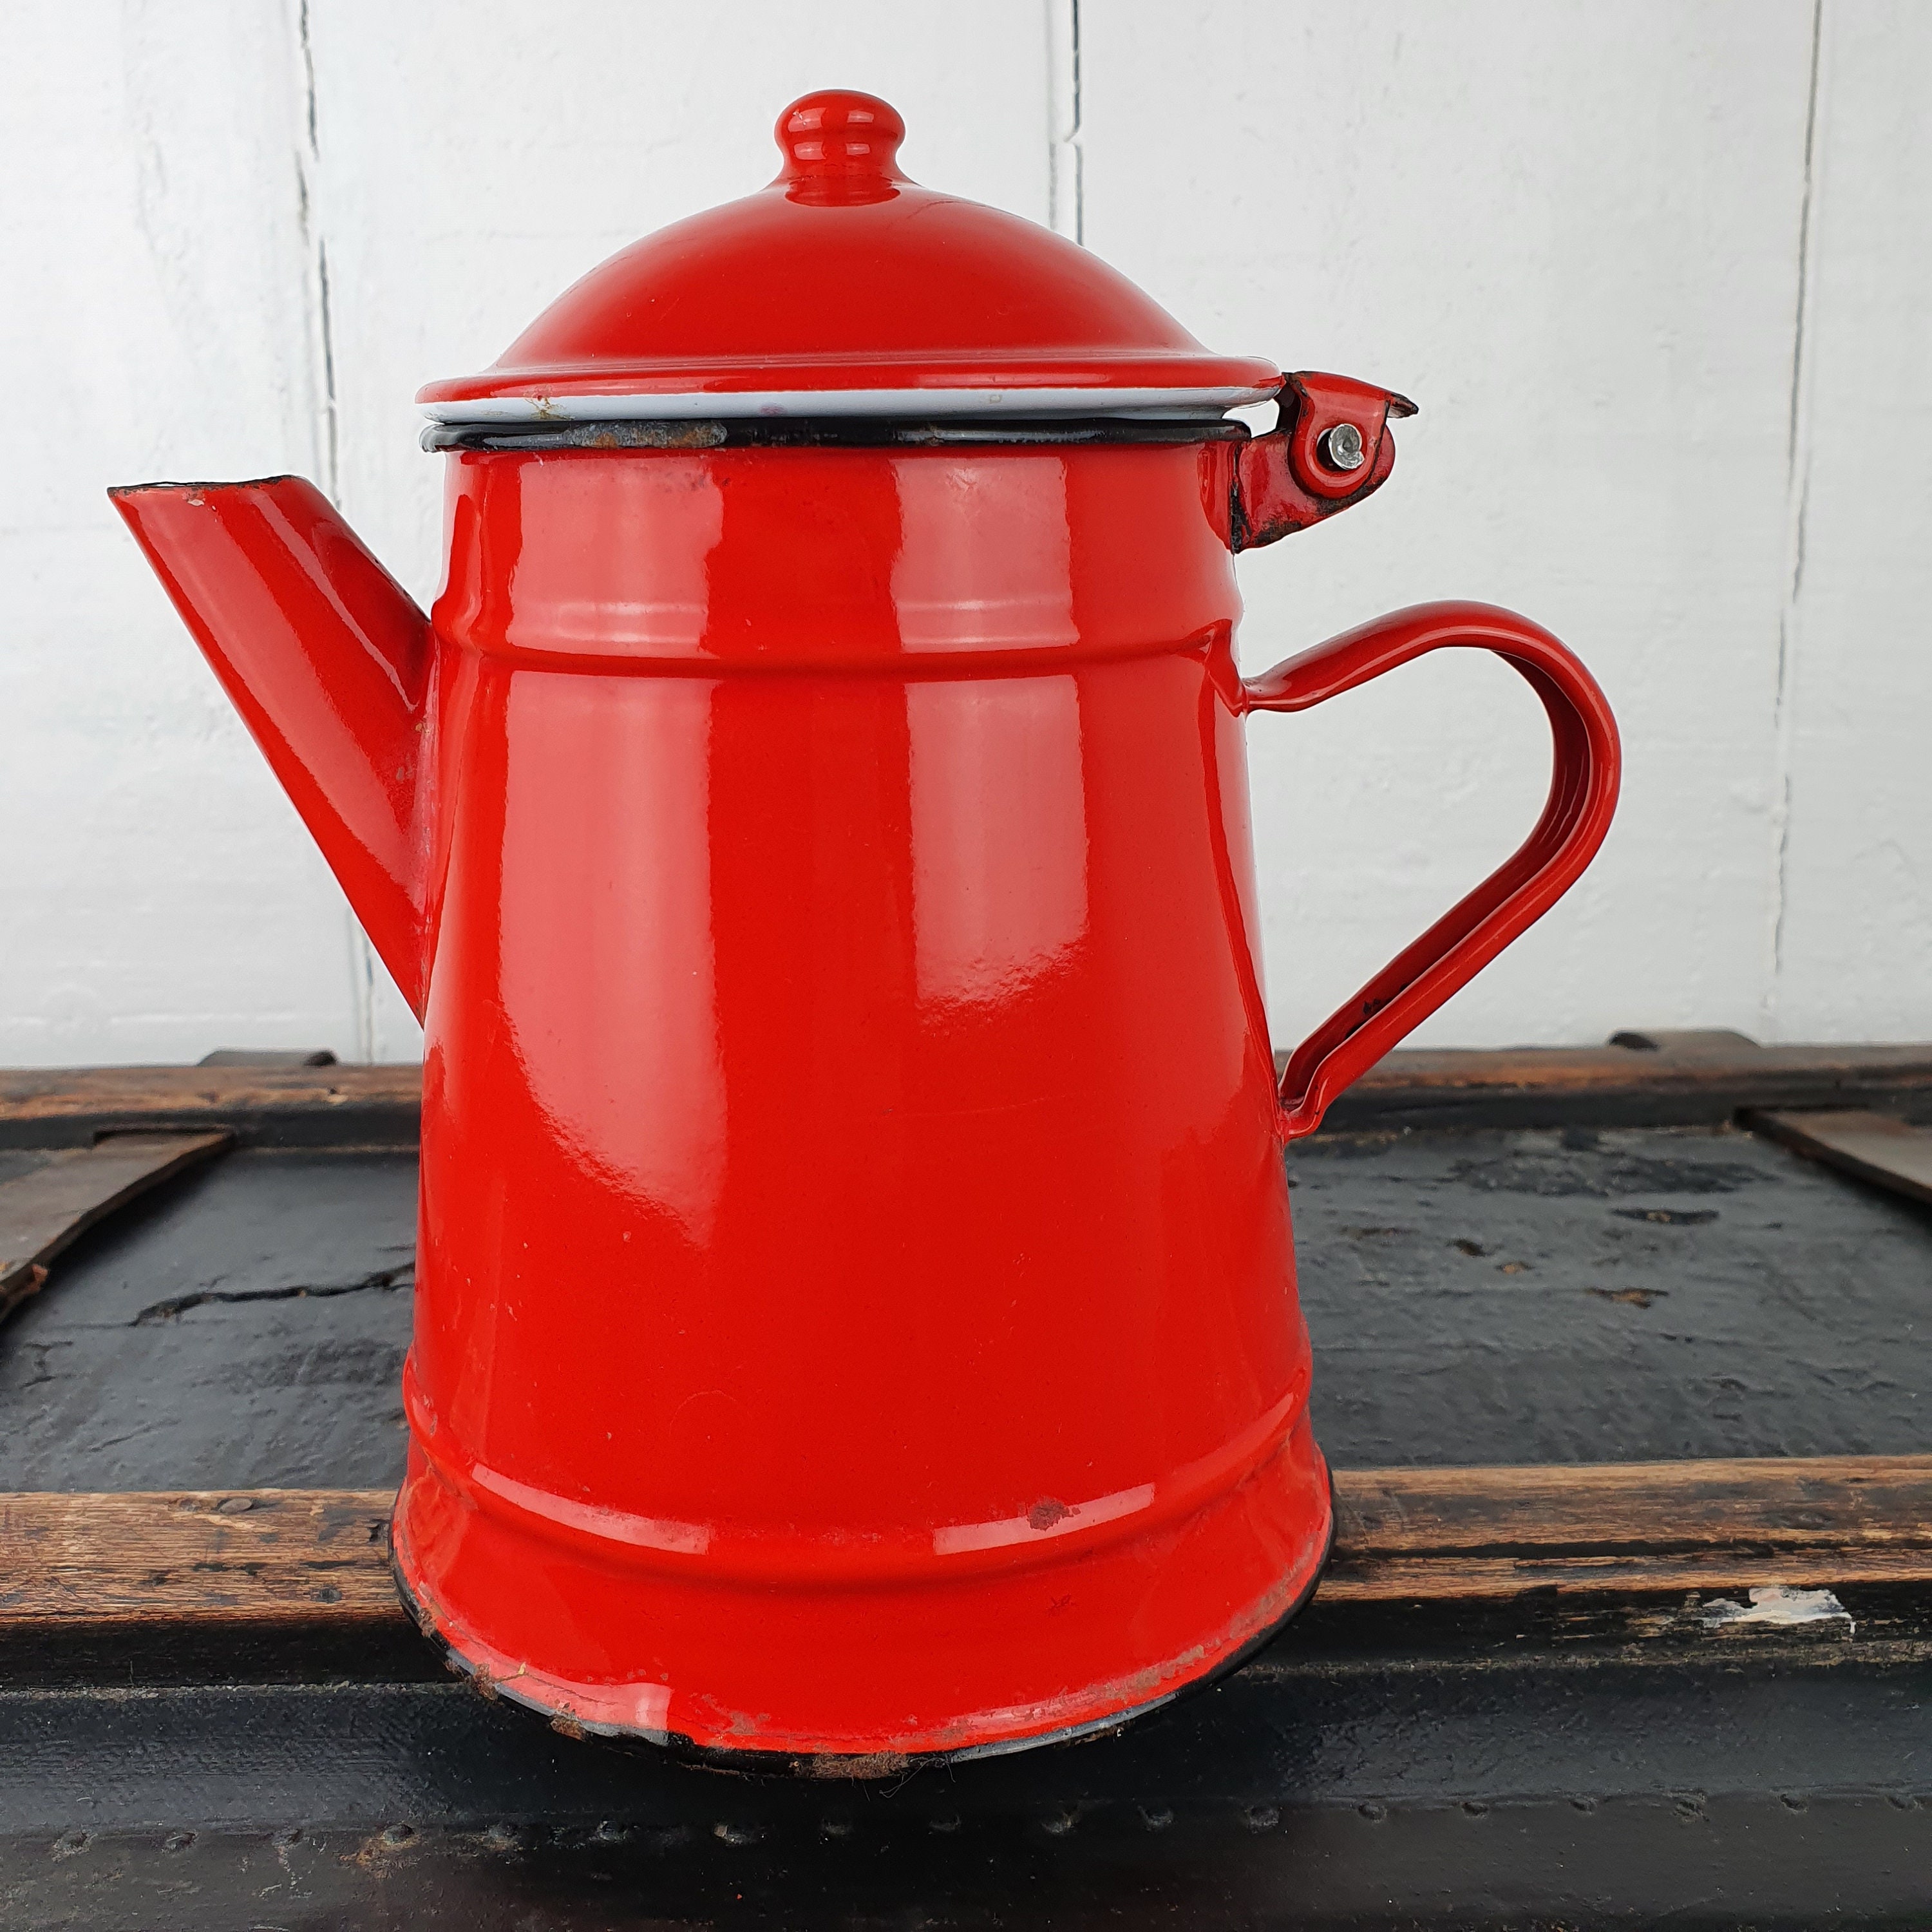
[6,1457,1928,1634]
[1325,1454,1932,1598]
[1747,1106,1932,1209]
[0,1489,397,1627]
[6,1042,1929,1148]
[0,1065,419,1150]
[0,1131,232,1317]
[1321,1039,1932,1132]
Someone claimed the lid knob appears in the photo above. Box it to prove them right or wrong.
[775,91,909,202]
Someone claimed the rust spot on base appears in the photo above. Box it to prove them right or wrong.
[805,1750,913,1780]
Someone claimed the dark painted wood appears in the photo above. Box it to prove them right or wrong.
[0,1132,231,1319]
[1,1658,1929,1927]
[1748,1106,1932,1208]
[0,1150,416,1492]
[1290,1119,1932,1468]
[6,1793,1932,1931]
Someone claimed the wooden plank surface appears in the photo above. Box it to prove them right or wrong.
[1334,1453,1932,1551]
[1320,1040,1932,1132]
[1324,1454,1932,1599]
[196,1048,337,1068]
[5,1457,1928,1631]
[0,1132,232,1317]
[6,1043,1928,1147]
[0,1489,398,1626]
[0,1064,421,1150]
[1747,1107,1932,1208]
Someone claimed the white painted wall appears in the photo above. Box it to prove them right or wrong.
[3,1,1926,1065]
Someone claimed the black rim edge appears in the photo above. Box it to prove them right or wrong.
[420,416,1252,454]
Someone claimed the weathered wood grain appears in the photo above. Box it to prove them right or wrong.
[1320,1547,1932,1600]
[1319,1041,1932,1132]
[1324,1455,1932,1599]
[7,1044,1932,1146]
[0,1489,398,1625]
[0,1132,232,1317]
[1333,1454,1932,1553]
[0,1065,420,1150]
[4,1457,1928,1633]
[1746,1108,1932,1209]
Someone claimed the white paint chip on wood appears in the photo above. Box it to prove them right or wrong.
[1699,1586,1855,1633]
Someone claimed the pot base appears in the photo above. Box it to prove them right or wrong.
[392,1483,1332,1772]
[390,1412,1334,1768]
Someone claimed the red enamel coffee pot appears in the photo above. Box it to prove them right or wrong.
[113,92,1618,1765]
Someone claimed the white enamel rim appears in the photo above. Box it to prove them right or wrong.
[420,383,1278,426]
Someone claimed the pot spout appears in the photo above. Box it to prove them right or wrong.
[109,475,433,1018]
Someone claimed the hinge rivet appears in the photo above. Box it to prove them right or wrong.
[1320,422,1367,471]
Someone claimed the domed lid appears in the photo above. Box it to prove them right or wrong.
[418,90,1281,425]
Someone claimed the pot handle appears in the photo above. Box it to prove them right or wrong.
[1242,600,1620,1141]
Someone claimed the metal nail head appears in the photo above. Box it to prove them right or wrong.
[1320,422,1367,471]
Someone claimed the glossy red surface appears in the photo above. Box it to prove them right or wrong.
[1249,603,1620,1139]
[111,435,1617,1760]
[418,91,1280,410]
[409,442,1325,1756]
[109,478,435,1015]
